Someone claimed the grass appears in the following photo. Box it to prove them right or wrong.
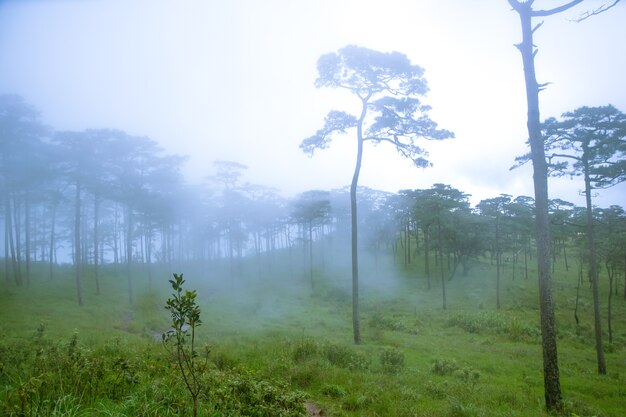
[0,249,625,417]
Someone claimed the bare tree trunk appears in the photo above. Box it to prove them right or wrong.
[424,226,431,289]
[437,217,446,310]
[74,180,84,306]
[351,96,368,345]
[6,195,20,286]
[4,207,9,283]
[606,262,613,344]
[584,162,606,374]
[24,193,30,287]
[93,194,100,295]
[126,205,134,304]
[13,196,22,285]
[508,1,576,410]
[48,198,58,280]
[309,220,314,289]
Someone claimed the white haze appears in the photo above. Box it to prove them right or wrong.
[1,0,625,207]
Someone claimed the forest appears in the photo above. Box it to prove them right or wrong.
[2,1,626,416]
[1,90,625,416]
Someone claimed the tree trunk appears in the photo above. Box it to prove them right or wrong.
[309,220,314,289]
[350,96,368,345]
[510,2,563,410]
[583,157,606,374]
[74,180,84,306]
[496,215,501,309]
[606,262,613,345]
[126,205,134,304]
[24,193,30,287]
[4,205,9,283]
[424,226,431,289]
[438,217,446,310]
[48,198,58,280]
[13,197,23,285]
[93,194,100,295]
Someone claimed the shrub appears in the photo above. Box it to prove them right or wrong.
[322,343,371,371]
[431,358,460,376]
[321,383,347,398]
[379,347,405,374]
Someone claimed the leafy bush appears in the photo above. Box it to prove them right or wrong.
[431,358,460,376]
[210,369,306,416]
[379,347,405,374]
[369,311,418,334]
[431,359,480,382]
[321,383,347,398]
[322,343,371,371]
[446,312,539,343]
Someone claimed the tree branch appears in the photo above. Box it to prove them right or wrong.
[575,0,621,21]
[532,0,585,16]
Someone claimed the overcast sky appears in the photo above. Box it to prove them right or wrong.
[1,0,625,207]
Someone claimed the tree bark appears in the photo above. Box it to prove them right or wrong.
[74,180,84,306]
[437,216,446,310]
[126,205,134,304]
[424,226,431,289]
[583,154,606,374]
[509,1,565,410]
[93,194,101,295]
[350,96,367,345]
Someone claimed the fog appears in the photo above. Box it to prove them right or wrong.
[1,0,625,208]
[1,1,626,324]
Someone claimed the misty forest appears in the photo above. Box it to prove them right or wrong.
[2,2,626,417]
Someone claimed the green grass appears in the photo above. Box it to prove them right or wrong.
[0,251,625,417]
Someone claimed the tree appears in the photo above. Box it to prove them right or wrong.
[419,184,470,310]
[477,195,514,309]
[0,95,49,287]
[508,0,621,409]
[542,104,626,374]
[301,45,453,343]
[291,190,330,289]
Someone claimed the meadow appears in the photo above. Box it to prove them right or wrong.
[0,248,624,417]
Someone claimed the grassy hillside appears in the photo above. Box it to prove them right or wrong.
[0,249,624,416]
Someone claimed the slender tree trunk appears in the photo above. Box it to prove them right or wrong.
[309,220,314,289]
[4,207,9,283]
[496,216,501,309]
[584,159,606,374]
[48,199,57,280]
[510,2,565,410]
[350,97,368,344]
[606,262,613,345]
[424,226,431,289]
[93,194,100,295]
[24,194,30,287]
[126,205,134,304]
[575,255,583,325]
[438,217,446,310]
[406,222,411,265]
[13,197,22,285]
[6,195,20,286]
[75,180,84,306]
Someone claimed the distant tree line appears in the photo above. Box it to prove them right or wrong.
[2,93,624,307]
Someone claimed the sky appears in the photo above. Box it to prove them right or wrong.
[1,0,625,208]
